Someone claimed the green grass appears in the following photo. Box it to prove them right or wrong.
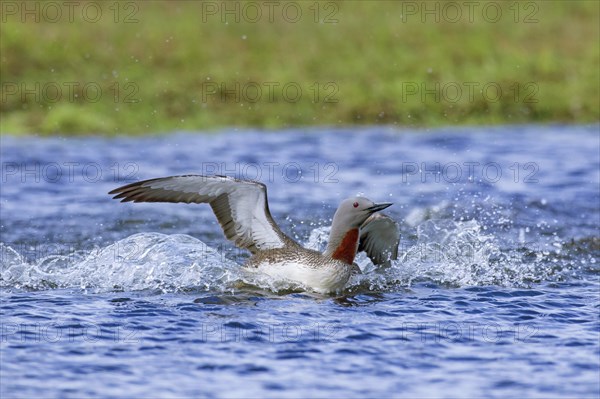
[1,0,598,135]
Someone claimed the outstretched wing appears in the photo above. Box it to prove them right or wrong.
[109,175,292,253]
[359,213,400,267]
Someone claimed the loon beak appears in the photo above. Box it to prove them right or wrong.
[366,202,393,213]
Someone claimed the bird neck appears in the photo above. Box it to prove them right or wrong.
[325,227,359,265]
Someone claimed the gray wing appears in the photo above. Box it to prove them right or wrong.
[358,213,400,267]
[109,175,292,253]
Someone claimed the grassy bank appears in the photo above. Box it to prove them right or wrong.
[1,1,598,135]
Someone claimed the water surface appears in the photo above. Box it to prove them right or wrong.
[1,125,599,398]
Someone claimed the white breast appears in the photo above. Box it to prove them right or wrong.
[249,260,352,294]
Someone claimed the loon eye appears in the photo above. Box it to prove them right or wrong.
[353,201,359,208]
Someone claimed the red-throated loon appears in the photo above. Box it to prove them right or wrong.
[109,175,399,294]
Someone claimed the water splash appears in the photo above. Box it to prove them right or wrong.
[1,233,241,292]
[374,219,549,288]
[0,219,581,294]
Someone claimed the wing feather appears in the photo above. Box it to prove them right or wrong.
[359,213,400,267]
[109,175,291,253]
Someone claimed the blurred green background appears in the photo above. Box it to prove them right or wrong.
[1,0,598,135]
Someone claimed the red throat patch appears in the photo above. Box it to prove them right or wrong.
[332,228,359,265]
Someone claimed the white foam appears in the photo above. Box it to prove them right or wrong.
[1,219,556,293]
[1,233,241,292]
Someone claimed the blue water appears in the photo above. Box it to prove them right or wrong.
[1,125,599,398]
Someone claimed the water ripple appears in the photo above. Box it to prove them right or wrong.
[1,126,599,398]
